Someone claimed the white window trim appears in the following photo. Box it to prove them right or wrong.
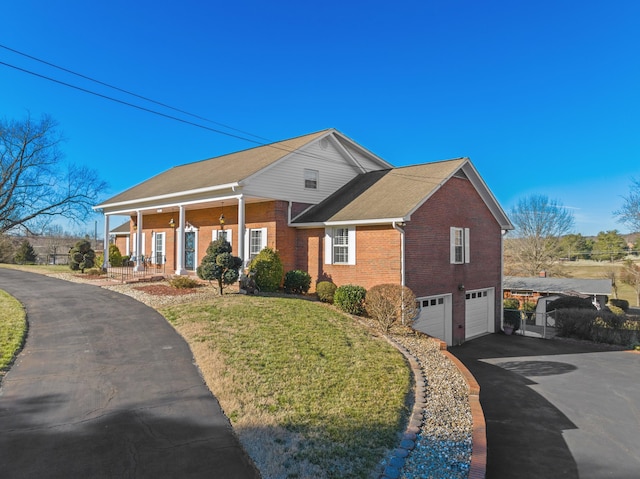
[151,232,166,264]
[324,226,356,265]
[304,168,319,190]
[450,227,470,264]
[214,229,233,250]
[244,227,267,261]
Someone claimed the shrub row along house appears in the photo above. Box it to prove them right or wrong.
[95,129,513,345]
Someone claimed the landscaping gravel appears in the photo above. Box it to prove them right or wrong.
[392,334,472,479]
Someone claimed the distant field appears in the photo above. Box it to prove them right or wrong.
[561,259,639,306]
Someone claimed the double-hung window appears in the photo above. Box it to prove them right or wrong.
[325,226,356,265]
[153,232,165,264]
[304,169,319,189]
[450,227,470,264]
[244,227,267,262]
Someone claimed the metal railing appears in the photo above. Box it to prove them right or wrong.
[106,255,167,283]
[503,309,557,339]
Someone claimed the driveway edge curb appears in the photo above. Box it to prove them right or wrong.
[442,348,487,479]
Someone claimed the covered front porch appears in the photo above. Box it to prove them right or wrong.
[99,193,252,276]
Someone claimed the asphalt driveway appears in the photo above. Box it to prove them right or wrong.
[0,269,260,479]
[451,334,640,479]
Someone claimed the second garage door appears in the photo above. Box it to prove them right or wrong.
[465,288,494,339]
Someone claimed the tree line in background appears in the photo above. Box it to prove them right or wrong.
[505,193,640,306]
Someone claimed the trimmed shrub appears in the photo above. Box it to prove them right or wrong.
[609,299,629,312]
[196,238,242,294]
[503,298,519,310]
[334,285,366,315]
[554,308,640,346]
[169,276,200,289]
[109,244,123,267]
[607,304,625,317]
[547,296,596,312]
[283,270,311,295]
[365,284,419,332]
[316,281,337,303]
[69,239,96,273]
[248,247,284,292]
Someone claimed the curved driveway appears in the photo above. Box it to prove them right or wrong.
[451,334,640,479]
[0,269,260,479]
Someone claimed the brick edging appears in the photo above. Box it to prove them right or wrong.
[441,349,487,479]
[375,335,428,479]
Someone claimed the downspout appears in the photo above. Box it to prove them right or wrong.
[393,221,406,324]
[500,229,507,332]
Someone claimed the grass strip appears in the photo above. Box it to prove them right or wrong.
[0,290,27,377]
[162,295,411,479]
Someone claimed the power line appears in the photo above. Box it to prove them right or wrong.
[0,58,368,169]
[0,45,466,181]
[0,43,272,144]
[0,60,265,144]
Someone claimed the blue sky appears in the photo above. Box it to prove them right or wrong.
[2,0,639,236]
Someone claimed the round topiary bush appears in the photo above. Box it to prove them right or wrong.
[248,247,284,292]
[334,284,366,315]
[316,281,337,303]
[283,270,311,294]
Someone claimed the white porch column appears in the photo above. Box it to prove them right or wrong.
[237,195,245,266]
[134,210,144,271]
[102,214,110,270]
[175,205,187,275]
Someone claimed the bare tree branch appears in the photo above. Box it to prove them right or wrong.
[614,178,640,233]
[505,194,575,276]
[0,114,108,234]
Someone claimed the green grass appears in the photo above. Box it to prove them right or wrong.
[162,295,411,478]
[562,259,639,307]
[0,290,27,377]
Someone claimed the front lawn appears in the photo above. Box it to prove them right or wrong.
[0,290,27,380]
[162,295,411,479]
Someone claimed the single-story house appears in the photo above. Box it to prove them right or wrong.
[95,129,513,345]
[503,276,612,310]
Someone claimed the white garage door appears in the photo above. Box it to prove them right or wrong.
[465,288,494,339]
[414,295,451,345]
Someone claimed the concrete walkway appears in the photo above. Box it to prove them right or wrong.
[451,334,640,479]
[0,269,260,479]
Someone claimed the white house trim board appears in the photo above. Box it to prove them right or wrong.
[94,182,241,210]
[293,217,406,228]
[100,193,245,217]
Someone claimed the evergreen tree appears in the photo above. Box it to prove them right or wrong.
[14,239,37,264]
[196,238,243,294]
[592,230,626,262]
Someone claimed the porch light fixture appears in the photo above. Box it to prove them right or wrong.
[219,202,225,229]
[458,284,465,291]
[169,218,176,229]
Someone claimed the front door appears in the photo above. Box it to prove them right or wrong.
[184,231,196,270]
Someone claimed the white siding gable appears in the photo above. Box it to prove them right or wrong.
[242,135,379,204]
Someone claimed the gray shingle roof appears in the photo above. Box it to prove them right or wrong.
[293,158,468,223]
[504,276,612,296]
[97,129,332,207]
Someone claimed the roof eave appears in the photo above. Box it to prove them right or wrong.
[94,182,241,211]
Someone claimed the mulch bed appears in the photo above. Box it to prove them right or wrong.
[134,284,199,296]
